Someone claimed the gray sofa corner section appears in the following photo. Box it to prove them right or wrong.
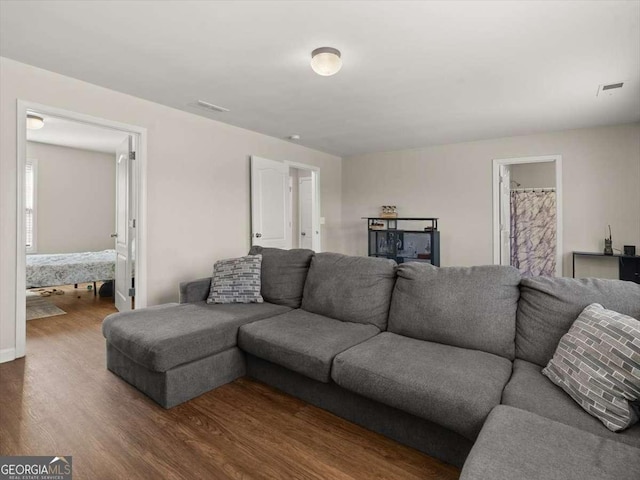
[502,359,640,448]
[179,277,212,304]
[107,343,246,409]
[103,301,291,372]
[516,276,640,366]
[460,405,640,480]
[301,252,397,330]
[103,300,292,408]
[388,263,521,360]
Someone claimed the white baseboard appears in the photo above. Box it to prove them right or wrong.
[0,348,16,363]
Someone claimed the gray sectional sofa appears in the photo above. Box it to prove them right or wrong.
[102,248,640,478]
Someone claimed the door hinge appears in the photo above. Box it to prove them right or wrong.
[129,219,136,228]
[129,288,136,297]
[129,151,136,160]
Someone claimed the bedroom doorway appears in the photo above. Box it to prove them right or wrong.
[15,101,147,359]
[492,155,563,277]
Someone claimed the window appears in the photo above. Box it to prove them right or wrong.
[25,159,37,253]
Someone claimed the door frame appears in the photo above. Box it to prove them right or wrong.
[492,155,563,276]
[249,156,322,253]
[298,175,313,250]
[283,161,321,253]
[14,100,148,359]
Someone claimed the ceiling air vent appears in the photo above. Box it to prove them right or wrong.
[195,100,230,112]
[596,82,624,97]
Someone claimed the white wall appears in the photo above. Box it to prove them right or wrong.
[27,142,116,254]
[0,57,342,357]
[342,123,640,281]
[511,162,556,188]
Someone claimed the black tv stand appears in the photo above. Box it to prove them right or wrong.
[364,217,440,266]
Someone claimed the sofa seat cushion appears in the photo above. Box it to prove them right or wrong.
[331,332,513,440]
[460,405,640,480]
[102,301,291,372]
[301,252,397,329]
[502,359,640,448]
[238,309,380,383]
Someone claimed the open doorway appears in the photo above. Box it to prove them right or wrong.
[493,155,563,277]
[15,101,147,359]
[250,156,321,251]
[289,166,314,249]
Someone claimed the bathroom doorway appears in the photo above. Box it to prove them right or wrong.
[492,155,563,276]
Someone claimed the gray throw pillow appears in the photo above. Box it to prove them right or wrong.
[207,255,263,304]
[543,303,640,432]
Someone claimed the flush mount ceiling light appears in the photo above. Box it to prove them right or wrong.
[310,47,342,76]
[26,114,44,130]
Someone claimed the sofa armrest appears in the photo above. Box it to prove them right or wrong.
[179,277,212,304]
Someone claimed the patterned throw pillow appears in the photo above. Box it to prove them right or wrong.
[207,255,263,304]
[543,303,640,432]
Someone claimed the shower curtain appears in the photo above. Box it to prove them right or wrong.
[510,190,556,277]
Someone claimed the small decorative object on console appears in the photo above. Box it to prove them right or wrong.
[624,245,636,256]
[604,225,614,255]
[381,205,398,218]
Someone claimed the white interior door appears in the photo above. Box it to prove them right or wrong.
[114,136,134,312]
[299,176,313,249]
[499,164,511,266]
[251,156,291,248]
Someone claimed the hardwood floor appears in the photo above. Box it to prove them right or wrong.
[1,286,460,480]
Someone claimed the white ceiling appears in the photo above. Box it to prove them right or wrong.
[2,1,639,157]
[26,114,129,154]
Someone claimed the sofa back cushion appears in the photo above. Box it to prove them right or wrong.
[249,246,314,308]
[301,252,397,329]
[516,276,640,366]
[388,263,521,360]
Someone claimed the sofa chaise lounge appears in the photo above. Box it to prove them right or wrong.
[102,248,640,478]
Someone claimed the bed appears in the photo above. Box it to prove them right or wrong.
[26,249,116,289]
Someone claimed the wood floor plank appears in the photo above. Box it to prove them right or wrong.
[1,284,460,479]
[210,381,434,480]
